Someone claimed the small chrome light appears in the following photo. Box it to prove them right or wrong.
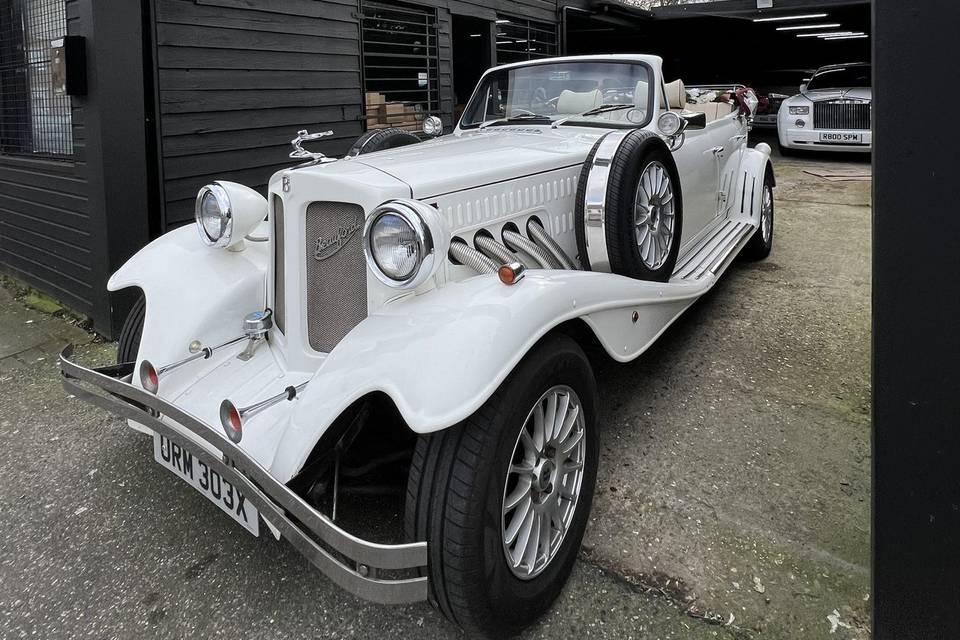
[195,183,233,247]
[498,262,526,286]
[422,115,442,137]
[657,111,683,137]
[795,119,806,128]
[139,360,160,394]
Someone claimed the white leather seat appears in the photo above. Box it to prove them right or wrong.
[684,102,735,122]
[556,89,602,114]
[664,79,686,110]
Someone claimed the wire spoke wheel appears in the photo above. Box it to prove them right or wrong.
[633,160,676,271]
[501,385,586,580]
[761,183,773,244]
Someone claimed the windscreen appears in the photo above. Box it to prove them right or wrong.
[460,61,652,129]
[806,65,871,91]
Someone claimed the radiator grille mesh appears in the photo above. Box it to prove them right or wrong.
[813,101,871,130]
[273,195,285,334]
[305,202,368,352]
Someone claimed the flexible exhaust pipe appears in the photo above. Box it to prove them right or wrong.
[448,240,498,274]
[527,220,577,270]
[474,234,522,267]
[502,229,559,269]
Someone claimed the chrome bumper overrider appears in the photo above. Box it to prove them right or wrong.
[59,345,428,605]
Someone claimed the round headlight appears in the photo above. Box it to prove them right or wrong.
[195,183,232,247]
[657,111,683,137]
[422,115,442,137]
[364,200,447,289]
[370,213,421,281]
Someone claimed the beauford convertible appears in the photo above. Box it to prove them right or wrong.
[61,55,775,637]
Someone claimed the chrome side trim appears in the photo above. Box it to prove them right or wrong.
[582,131,631,272]
[59,346,428,605]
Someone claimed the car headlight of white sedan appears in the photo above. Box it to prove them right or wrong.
[788,105,810,116]
[195,181,268,250]
[364,199,449,289]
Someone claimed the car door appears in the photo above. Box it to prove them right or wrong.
[671,125,721,250]
[713,114,748,218]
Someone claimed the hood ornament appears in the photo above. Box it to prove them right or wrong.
[290,129,336,163]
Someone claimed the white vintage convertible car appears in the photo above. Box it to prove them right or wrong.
[61,54,774,637]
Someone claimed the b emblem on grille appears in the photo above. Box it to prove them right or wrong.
[314,217,363,261]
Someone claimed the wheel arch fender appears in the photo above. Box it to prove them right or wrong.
[108,223,269,370]
[273,270,703,481]
[730,144,775,221]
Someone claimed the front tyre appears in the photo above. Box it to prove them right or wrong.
[405,333,599,637]
[742,169,774,260]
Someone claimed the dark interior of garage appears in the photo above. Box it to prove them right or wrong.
[565,1,870,87]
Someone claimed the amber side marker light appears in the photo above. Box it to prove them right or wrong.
[498,262,527,285]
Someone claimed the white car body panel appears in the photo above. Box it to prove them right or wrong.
[102,54,774,485]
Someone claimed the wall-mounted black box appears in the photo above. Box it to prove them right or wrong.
[51,36,86,96]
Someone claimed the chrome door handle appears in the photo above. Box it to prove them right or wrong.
[729,134,747,144]
[710,146,724,156]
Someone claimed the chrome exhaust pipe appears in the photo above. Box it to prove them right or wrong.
[526,220,577,270]
[502,229,559,269]
[219,382,308,443]
[448,240,498,274]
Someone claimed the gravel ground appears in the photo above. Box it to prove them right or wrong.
[0,133,870,639]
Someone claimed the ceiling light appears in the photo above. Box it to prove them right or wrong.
[469,33,481,37]
[796,31,860,38]
[824,34,869,40]
[753,13,828,22]
[495,19,510,24]
[776,23,841,31]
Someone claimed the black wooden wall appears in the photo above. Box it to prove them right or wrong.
[0,0,92,317]
[151,0,570,231]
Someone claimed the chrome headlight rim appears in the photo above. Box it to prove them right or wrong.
[363,200,437,289]
[195,182,233,248]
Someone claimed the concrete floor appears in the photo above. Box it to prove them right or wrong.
[0,133,870,639]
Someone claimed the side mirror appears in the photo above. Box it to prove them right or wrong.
[679,111,706,130]
[422,115,442,138]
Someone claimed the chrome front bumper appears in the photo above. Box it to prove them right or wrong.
[59,345,428,605]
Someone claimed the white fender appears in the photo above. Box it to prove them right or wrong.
[109,223,269,383]
[729,144,774,222]
[271,270,710,481]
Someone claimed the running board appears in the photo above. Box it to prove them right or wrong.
[671,219,755,282]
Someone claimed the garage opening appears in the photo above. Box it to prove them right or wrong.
[452,15,492,120]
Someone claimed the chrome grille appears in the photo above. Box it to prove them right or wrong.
[273,195,285,334]
[813,100,871,130]
[305,202,367,352]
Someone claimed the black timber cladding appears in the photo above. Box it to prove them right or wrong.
[154,0,365,229]
[153,0,567,230]
[0,0,92,317]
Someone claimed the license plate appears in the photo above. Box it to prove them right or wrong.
[153,433,259,536]
[819,131,863,143]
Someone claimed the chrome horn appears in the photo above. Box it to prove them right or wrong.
[138,335,246,394]
[219,382,308,443]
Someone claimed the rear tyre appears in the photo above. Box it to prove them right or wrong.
[116,294,146,365]
[742,170,774,260]
[346,128,420,157]
[405,333,599,638]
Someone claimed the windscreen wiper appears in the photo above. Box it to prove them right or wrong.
[478,113,553,129]
[551,104,634,128]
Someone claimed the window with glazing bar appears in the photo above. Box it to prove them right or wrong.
[495,16,558,65]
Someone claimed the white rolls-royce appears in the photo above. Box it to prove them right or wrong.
[61,54,775,637]
[778,62,872,154]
